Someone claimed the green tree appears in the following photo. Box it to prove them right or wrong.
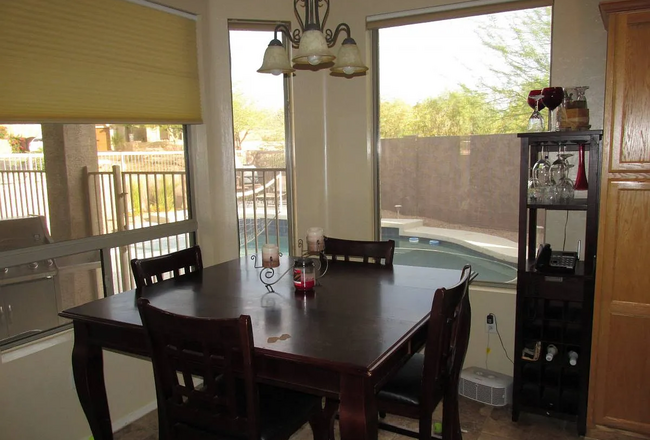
[259,109,285,149]
[158,125,183,144]
[232,90,271,150]
[475,7,551,132]
[380,100,416,138]
[380,89,501,138]
[412,88,500,136]
[379,7,551,138]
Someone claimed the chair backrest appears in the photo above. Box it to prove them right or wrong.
[131,245,203,288]
[323,236,395,265]
[421,264,472,408]
[137,298,260,440]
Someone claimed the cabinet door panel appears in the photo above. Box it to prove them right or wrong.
[1,278,59,337]
[0,303,8,340]
[607,11,650,172]
[601,314,650,432]
[593,180,650,434]
[600,181,650,304]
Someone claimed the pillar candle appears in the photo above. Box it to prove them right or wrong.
[306,227,324,253]
[262,244,279,268]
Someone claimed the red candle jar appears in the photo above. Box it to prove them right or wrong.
[293,258,315,291]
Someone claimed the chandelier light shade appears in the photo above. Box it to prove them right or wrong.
[330,37,368,75]
[292,29,335,65]
[257,39,296,75]
[258,0,368,76]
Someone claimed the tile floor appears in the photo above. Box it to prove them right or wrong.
[113,396,647,440]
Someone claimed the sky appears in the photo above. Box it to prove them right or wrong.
[229,8,545,109]
[378,16,496,105]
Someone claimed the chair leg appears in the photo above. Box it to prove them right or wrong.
[419,414,432,440]
[442,384,462,440]
[308,398,338,440]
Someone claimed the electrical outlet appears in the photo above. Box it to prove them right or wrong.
[486,313,497,333]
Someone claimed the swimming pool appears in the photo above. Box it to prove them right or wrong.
[239,222,518,283]
[393,236,517,284]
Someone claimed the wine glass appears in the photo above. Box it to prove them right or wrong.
[532,145,552,202]
[542,87,565,131]
[557,176,575,204]
[527,90,545,132]
[550,144,568,184]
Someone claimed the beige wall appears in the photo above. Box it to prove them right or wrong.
[0,1,608,438]
[0,333,156,440]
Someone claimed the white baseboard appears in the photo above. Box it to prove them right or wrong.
[112,400,158,432]
[76,400,158,440]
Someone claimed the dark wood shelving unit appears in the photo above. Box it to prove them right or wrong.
[512,130,602,436]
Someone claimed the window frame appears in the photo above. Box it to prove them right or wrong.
[372,3,552,288]
[226,21,296,258]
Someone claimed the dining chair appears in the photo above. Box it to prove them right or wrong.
[322,236,395,265]
[375,264,473,440]
[131,244,203,288]
[137,298,328,440]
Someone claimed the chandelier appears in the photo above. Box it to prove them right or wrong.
[258,0,368,76]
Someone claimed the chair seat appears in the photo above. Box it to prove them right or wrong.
[174,383,322,440]
[377,353,442,408]
[258,385,322,440]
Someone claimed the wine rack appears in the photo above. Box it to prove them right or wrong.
[512,131,602,436]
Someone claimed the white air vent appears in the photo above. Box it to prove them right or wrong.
[459,367,513,407]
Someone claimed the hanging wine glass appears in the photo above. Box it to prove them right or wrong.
[527,169,539,203]
[550,143,568,185]
[542,87,565,132]
[532,145,552,203]
[527,90,545,132]
[557,176,575,204]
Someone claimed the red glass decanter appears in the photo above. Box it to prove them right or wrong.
[574,143,588,190]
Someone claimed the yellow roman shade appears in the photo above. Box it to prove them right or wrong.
[0,0,201,124]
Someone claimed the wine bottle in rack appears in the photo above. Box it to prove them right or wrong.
[568,350,579,366]
[546,344,558,362]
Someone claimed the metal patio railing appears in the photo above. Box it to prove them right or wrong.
[0,169,49,226]
[235,168,288,256]
[0,152,289,282]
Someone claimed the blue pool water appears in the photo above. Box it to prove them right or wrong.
[238,221,517,283]
[392,236,517,284]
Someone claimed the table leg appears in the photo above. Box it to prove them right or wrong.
[338,374,377,440]
[72,323,113,440]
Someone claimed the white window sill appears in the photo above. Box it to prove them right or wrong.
[1,328,73,364]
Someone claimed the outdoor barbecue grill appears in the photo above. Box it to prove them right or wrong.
[0,216,60,343]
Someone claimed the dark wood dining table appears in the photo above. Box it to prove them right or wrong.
[60,256,464,440]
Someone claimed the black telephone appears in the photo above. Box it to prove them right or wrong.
[534,244,578,274]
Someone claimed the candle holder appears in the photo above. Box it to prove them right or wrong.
[251,254,290,293]
[297,238,329,284]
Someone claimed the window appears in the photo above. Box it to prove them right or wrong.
[377,6,552,284]
[228,26,293,257]
[0,0,200,348]
[0,123,196,348]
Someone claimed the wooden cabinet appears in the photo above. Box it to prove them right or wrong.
[590,2,650,435]
[512,131,602,436]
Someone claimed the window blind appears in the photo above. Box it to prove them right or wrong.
[0,0,201,124]
[367,0,551,29]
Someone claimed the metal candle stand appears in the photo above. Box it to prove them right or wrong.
[297,239,329,284]
[251,253,291,293]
